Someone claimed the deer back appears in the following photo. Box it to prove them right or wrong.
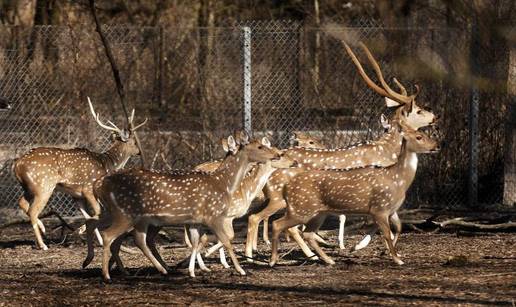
[286,128,438,219]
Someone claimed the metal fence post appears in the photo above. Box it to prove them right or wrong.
[469,19,480,207]
[242,26,252,136]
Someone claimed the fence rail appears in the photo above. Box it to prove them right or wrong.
[0,21,514,217]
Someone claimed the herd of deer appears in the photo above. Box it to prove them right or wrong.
[12,42,439,282]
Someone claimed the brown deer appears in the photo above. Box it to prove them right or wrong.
[89,136,285,281]
[193,132,328,254]
[269,125,439,267]
[290,132,325,149]
[12,98,146,250]
[245,41,438,261]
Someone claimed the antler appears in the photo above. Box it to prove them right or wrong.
[343,42,419,104]
[127,107,148,131]
[342,42,390,98]
[87,97,123,133]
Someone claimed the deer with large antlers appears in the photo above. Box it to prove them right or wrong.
[245,41,438,261]
[270,124,439,267]
[12,98,147,250]
[87,136,288,281]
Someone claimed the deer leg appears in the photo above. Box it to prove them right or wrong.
[187,226,201,277]
[390,212,401,247]
[262,216,269,245]
[28,192,52,250]
[313,232,328,245]
[19,195,45,234]
[285,226,318,259]
[133,222,168,275]
[82,214,111,268]
[338,214,346,249]
[195,234,211,272]
[83,192,103,245]
[101,217,132,282]
[219,247,230,269]
[184,226,192,248]
[374,213,403,265]
[212,219,245,276]
[269,215,303,267]
[246,197,286,261]
[205,241,223,257]
[353,224,377,251]
[108,234,129,276]
[147,225,170,271]
[203,240,230,268]
[302,214,334,265]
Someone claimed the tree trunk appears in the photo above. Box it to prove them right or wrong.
[503,47,516,206]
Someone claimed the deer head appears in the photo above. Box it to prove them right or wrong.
[291,132,325,149]
[401,125,440,154]
[343,42,437,130]
[87,97,147,157]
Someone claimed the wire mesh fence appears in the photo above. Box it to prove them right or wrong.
[0,21,513,218]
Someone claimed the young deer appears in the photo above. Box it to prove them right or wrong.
[12,98,146,250]
[245,41,438,260]
[290,132,325,149]
[90,136,284,281]
[270,125,439,267]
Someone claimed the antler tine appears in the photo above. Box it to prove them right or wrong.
[342,42,390,98]
[129,109,135,125]
[412,84,420,97]
[392,78,408,96]
[358,42,411,104]
[106,120,122,132]
[87,97,121,133]
[132,118,148,131]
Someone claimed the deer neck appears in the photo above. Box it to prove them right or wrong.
[388,139,418,190]
[102,143,132,172]
[374,125,403,158]
[240,161,275,203]
[214,150,251,195]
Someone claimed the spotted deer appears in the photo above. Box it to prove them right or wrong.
[12,98,146,250]
[88,136,285,281]
[245,41,438,261]
[194,131,328,253]
[290,132,325,149]
[269,125,439,267]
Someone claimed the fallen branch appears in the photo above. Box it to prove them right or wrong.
[402,217,516,232]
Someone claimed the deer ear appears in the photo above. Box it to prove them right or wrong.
[407,99,414,113]
[238,131,250,145]
[385,97,401,107]
[222,139,229,153]
[110,133,118,141]
[261,137,271,148]
[227,136,238,153]
[380,114,391,129]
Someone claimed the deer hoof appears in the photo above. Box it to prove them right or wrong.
[103,277,113,284]
[394,258,404,265]
[324,258,336,265]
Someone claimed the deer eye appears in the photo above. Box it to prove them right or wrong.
[309,141,314,144]
[416,135,423,140]
[258,146,263,149]
[417,110,422,114]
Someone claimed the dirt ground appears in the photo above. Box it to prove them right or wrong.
[0,219,514,306]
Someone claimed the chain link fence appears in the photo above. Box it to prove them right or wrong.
[0,21,514,218]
